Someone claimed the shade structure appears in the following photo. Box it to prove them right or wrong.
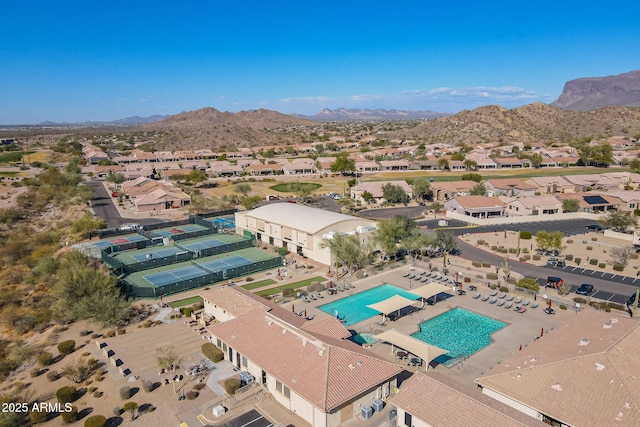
[411,282,453,300]
[366,295,420,316]
[373,328,448,368]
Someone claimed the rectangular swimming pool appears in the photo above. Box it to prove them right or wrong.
[411,307,506,366]
[318,284,420,326]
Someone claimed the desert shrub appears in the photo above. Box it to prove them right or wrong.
[113,407,123,416]
[47,370,59,382]
[566,239,574,244]
[631,253,640,260]
[589,258,598,265]
[29,410,48,424]
[477,239,485,245]
[186,390,199,400]
[91,333,102,339]
[79,330,91,337]
[143,320,153,328]
[575,257,582,265]
[613,264,624,271]
[116,328,126,335]
[30,368,41,378]
[202,343,224,362]
[533,255,541,261]
[56,385,77,403]
[516,277,539,292]
[194,301,204,310]
[573,297,587,304]
[522,248,529,254]
[58,340,76,356]
[154,320,163,326]
[224,377,241,395]
[591,237,598,241]
[519,231,532,239]
[105,330,116,338]
[472,261,481,267]
[119,386,132,400]
[565,254,573,261]
[519,257,526,262]
[486,273,498,280]
[84,415,107,427]
[559,304,567,310]
[523,254,531,260]
[181,307,194,317]
[142,381,154,393]
[499,286,509,293]
[508,248,517,254]
[38,351,53,366]
[608,302,626,312]
[93,391,102,398]
[599,263,606,269]
[61,406,78,423]
[489,284,497,290]
[282,288,295,297]
[586,246,593,251]
[490,245,497,251]
[482,262,491,268]
[500,248,509,253]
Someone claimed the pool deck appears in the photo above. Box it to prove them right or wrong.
[284,263,571,387]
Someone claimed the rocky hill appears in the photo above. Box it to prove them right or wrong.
[551,70,640,111]
[394,103,640,144]
[142,107,316,150]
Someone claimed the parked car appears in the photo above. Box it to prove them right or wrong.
[585,224,602,231]
[575,283,594,295]
[547,258,566,268]
[546,276,564,288]
[119,223,141,231]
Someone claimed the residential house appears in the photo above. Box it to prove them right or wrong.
[484,179,538,197]
[502,196,563,216]
[522,176,575,194]
[351,180,413,203]
[430,181,477,201]
[444,196,506,218]
[132,187,190,212]
[593,190,640,212]
[493,157,526,169]
[378,160,409,171]
[410,159,440,171]
[355,161,380,173]
[94,165,125,178]
[282,159,315,175]
[562,174,619,192]
[245,163,282,175]
[554,193,622,213]
[207,161,243,177]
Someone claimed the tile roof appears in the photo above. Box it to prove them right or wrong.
[200,286,271,318]
[477,310,640,427]
[430,180,477,192]
[392,372,529,427]
[485,179,537,190]
[352,180,412,198]
[208,312,403,411]
[451,196,506,209]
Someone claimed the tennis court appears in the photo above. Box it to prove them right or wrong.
[91,234,149,249]
[149,224,209,238]
[192,255,253,273]
[144,265,210,287]
[175,233,248,253]
[128,246,187,262]
[208,216,235,228]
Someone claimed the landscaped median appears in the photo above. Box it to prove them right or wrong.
[255,276,325,297]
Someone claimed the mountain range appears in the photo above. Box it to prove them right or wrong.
[551,70,640,111]
[293,108,450,121]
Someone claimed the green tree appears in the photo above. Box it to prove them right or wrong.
[233,183,251,197]
[535,231,564,253]
[528,152,543,168]
[123,402,139,421]
[330,153,355,174]
[437,158,449,170]
[320,233,372,276]
[381,183,409,204]
[411,177,431,202]
[461,173,482,183]
[71,212,107,237]
[469,183,487,196]
[450,152,465,161]
[105,171,125,191]
[155,346,181,371]
[240,195,262,210]
[600,210,637,232]
[371,216,417,257]
[361,191,374,203]
[562,199,580,213]
[433,229,457,255]
[463,159,478,171]
[185,169,208,188]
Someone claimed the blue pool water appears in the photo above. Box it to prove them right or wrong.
[351,333,377,345]
[318,284,420,326]
[412,308,505,366]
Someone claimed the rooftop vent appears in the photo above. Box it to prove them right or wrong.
[603,322,612,329]
[579,338,590,346]
[595,363,606,371]
[551,383,563,391]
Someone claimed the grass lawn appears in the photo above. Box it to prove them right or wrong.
[169,296,203,308]
[0,171,19,177]
[23,151,47,163]
[0,151,31,164]
[269,182,322,193]
[255,276,325,297]
[241,279,276,290]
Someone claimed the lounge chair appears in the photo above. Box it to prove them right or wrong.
[296,310,305,316]
[420,276,428,282]
[506,295,514,301]
[305,314,315,321]
[419,271,426,276]
[498,292,506,299]
[403,272,411,278]
[522,299,530,306]
[505,302,513,309]
[302,296,311,303]
[490,290,498,297]
[309,293,317,301]
[544,307,556,315]
[516,306,527,314]
[336,284,345,291]
[473,292,481,299]
[481,295,489,301]
[313,291,324,299]
[531,301,539,309]
[489,297,497,304]
[514,297,522,304]
[432,274,440,280]
[424,272,432,278]
[496,299,505,307]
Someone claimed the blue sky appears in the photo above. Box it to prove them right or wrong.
[1,1,639,124]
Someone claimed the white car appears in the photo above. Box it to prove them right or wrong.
[119,223,141,231]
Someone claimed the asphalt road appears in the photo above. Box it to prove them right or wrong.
[86,180,166,229]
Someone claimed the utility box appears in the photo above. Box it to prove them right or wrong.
[372,399,384,413]
[362,406,373,419]
[438,220,448,226]
[239,371,254,386]
[213,405,226,417]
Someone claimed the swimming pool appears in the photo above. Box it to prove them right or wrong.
[318,284,420,326]
[350,333,377,346]
[412,308,506,366]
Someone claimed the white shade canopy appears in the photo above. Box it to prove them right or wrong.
[366,294,420,315]
[374,328,448,367]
